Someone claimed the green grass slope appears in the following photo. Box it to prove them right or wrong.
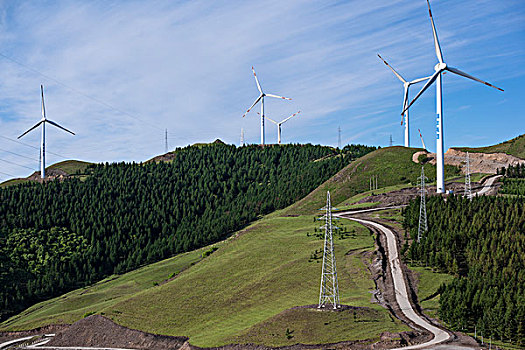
[0,160,91,188]
[47,160,92,174]
[453,134,525,159]
[1,211,408,347]
[286,146,459,215]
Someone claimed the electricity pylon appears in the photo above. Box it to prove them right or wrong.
[464,152,472,199]
[318,191,340,309]
[418,167,428,243]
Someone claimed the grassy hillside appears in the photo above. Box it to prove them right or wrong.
[47,160,92,174]
[0,160,91,188]
[1,210,409,347]
[453,134,525,159]
[1,144,348,321]
[286,146,460,215]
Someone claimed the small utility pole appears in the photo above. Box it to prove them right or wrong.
[464,152,472,199]
[318,191,340,309]
[418,166,428,242]
[165,129,168,153]
[240,127,245,146]
[338,126,342,149]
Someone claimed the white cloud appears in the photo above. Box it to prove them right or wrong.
[0,0,523,179]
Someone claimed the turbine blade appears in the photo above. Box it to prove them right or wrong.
[377,54,406,83]
[427,0,444,63]
[281,110,300,124]
[46,119,75,135]
[446,66,504,91]
[409,75,433,84]
[252,66,263,94]
[18,121,43,139]
[41,85,46,120]
[242,95,262,118]
[401,88,409,125]
[266,93,291,100]
[418,128,427,150]
[265,116,278,125]
[402,69,442,115]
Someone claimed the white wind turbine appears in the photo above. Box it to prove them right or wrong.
[18,85,75,179]
[242,67,291,145]
[402,0,503,193]
[377,54,431,148]
[261,111,300,144]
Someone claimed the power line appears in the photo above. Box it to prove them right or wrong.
[0,170,16,178]
[0,51,163,132]
[0,135,69,159]
[0,158,36,171]
[0,148,39,162]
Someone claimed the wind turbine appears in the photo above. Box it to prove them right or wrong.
[377,54,430,148]
[402,0,503,193]
[261,111,300,144]
[242,67,291,145]
[18,85,75,179]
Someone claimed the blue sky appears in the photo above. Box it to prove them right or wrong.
[0,0,523,180]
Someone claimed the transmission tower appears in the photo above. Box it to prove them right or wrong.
[165,129,168,153]
[318,191,340,309]
[240,127,245,146]
[464,152,472,199]
[338,126,341,149]
[417,166,428,242]
[389,134,393,147]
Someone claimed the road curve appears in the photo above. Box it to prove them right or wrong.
[335,214,451,349]
[475,175,501,196]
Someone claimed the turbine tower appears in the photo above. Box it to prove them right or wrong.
[18,85,75,179]
[318,191,340,309]
[402,0,503,193]
[464,152,472,199]
[418,167,428,242]
[377,54,430,148]
[265,111,300,144]
[242,67,292,146]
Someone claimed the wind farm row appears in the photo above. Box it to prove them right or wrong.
[3,0,504,189]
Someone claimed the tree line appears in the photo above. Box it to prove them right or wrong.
[403,195,525,345]
[498,164,525,196]
[0,143,375,320]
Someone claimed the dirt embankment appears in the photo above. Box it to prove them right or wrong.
[46,315,188,350]
[412,149,525,174]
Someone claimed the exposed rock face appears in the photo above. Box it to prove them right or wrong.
[412,149,525,174]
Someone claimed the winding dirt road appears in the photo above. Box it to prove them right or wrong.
[341,215,450,349]
[334,175,502,349]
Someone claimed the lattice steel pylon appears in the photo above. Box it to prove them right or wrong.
[418,167,428,243]
[318,191,340,309]
[464,152,472,199]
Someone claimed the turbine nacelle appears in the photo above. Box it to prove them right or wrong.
[435,62,447,72]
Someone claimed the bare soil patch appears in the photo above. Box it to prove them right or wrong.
[412,149,525,174]
[46,315,188,350]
